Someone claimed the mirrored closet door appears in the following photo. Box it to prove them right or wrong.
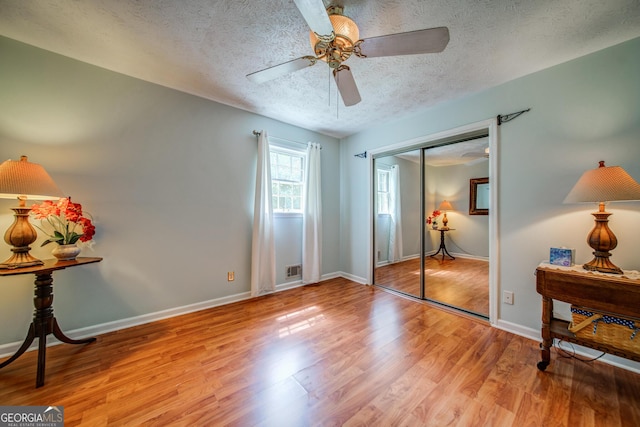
[373,149,422,298]
[373,135,490,318]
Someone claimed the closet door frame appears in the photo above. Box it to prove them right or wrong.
[367,119,498,325]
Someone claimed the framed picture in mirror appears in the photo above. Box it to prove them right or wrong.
[469,177,489,215]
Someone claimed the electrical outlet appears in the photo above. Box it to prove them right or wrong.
[227,271,234,281]
[503,291,514,305]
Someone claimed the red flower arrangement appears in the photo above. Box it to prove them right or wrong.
[30,197,95,246]
[426,210,441,225]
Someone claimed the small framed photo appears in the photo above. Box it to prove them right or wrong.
[550,248,575,266]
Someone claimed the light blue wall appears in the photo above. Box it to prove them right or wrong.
[0,36,340,345]
[340,37,640,368]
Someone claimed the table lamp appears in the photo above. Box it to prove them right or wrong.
[0,156,63,269]
[563,161,640,274]
[439,200,454,229]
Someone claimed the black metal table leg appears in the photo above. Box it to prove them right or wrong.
[429,229,455,260]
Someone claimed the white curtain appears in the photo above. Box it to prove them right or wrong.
[250,131,276,296]
[302,142,322,284]
[388,164,403,263]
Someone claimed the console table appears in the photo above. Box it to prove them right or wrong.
[429,228,455,260]
[0,257,102,387]
[535,264,640,371]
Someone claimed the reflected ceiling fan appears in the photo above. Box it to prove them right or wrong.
[461,146,490,166]
[246,0,450,106]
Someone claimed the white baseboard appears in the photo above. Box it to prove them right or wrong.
[337,271,368,285]
[275,280,302,292]
[451,253,489,262]
[494,319,640,374]
[0,289,253,358]
[378,253,487,266]
[494,319,540,341]
[275,271,342,291]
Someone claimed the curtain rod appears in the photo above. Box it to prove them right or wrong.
[497,108,531,125]
[252,130,321,149]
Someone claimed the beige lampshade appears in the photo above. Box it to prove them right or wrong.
[0,156,63,201]
[439,200,454,211]
[564,161,640,204]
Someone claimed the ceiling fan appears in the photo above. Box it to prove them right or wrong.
[246,0,450,107]
[461,146,490,166]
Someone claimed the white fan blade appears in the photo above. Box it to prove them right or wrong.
[464,157,488,166]
[333,66,361,106]
[247,56,316,83]
[293,0,334,39]
[358,27,449,58]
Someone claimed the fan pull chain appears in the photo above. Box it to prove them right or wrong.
[328,68,331,107]
[335,70,339,120]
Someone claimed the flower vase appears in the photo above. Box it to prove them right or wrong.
[52,244,81,261]
[432,222,438,230]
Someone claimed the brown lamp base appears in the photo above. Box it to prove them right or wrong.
[0,248,44,270]
[582,207,622,275]
[1,203,44,270]
[582,254,622,275]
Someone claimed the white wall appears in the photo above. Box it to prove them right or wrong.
[0,36,341,345]
[340,37,640,369]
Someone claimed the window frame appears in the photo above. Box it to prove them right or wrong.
[269,144,306,215]
[376,166,391,215]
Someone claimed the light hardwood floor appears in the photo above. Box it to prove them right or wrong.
[1,277,638,426]
[375,257,489,315]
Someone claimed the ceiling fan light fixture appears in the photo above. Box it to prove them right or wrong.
[309,5,360,68]
[328,8,359,42]
[247,0,450,108]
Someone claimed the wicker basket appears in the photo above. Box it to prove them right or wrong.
[569,306,640,355]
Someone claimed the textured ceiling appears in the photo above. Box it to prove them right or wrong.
[1,0,639,138]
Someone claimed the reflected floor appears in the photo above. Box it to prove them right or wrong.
[375,256,489,316]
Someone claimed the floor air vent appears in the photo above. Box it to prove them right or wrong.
[286,264,302,278]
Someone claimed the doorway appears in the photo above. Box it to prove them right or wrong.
[371,121,497,322]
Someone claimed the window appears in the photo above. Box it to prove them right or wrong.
[270,146,305,213]
[377,168,390,214]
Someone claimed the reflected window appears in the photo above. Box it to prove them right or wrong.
[377,168,390,214]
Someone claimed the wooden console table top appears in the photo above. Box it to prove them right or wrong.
[0,256,102,276]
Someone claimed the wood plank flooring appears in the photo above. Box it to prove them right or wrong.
[1,277,639,426]
[375,257,489,315]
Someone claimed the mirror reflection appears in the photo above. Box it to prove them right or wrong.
[374,150,422,298]
[477,184,490,209]
[373,136,490,318]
